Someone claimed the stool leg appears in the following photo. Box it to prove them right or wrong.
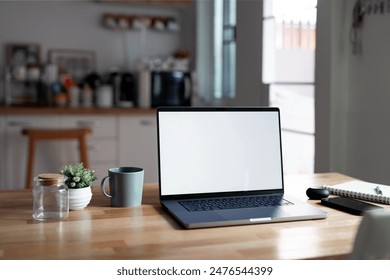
[25,137,36,189]
[79,136,89,169]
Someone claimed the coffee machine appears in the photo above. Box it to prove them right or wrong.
[138,70,192,108]
[109,69,137,107]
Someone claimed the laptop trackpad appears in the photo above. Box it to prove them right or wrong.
[218,207,286,221]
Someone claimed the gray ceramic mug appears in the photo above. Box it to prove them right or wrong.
[100,167,144,207]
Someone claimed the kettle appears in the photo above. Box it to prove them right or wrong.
[119,72,136,107]
[109,70,137,107]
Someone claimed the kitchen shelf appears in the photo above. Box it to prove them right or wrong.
[102,13,180,32]
[0,106,156,116]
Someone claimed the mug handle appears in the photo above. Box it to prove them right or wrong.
[100,176,112,198]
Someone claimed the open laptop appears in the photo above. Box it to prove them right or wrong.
[157,107,327,228]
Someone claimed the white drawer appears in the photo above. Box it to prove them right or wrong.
[61,116,116,138]
[59,139,117,164]
[88,139,117,162]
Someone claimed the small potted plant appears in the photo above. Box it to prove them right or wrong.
[61,162,97,210]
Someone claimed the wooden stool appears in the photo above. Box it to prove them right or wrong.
[22,128,92,189]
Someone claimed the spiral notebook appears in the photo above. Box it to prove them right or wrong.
[324,180,390,204]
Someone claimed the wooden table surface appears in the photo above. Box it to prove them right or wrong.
[0,173,381,260]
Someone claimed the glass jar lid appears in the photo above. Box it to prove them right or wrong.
[36,173,65,186]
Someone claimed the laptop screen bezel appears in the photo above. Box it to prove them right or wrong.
[156,106,285,201]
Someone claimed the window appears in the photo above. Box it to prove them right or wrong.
[263,0,317,174]
[214,0,236,99]
[196,0,236,104]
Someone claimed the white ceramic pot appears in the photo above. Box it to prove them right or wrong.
[68,186,92,210]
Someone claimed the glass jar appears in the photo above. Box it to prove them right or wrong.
[32,173,69,221]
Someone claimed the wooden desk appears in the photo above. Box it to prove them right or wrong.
[0,173,381,260]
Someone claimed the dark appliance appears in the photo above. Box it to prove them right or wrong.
[119,72,137,107]
[151,71,192,107]
[109,70,137,107]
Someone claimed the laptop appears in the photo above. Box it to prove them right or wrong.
[157,107,327,228]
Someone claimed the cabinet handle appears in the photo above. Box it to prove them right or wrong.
[77,120,100,128]
[7,121,32,127]
[140,119,155,126]
[88,144,102,152]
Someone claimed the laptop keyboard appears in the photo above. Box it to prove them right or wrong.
[179,195,294,212]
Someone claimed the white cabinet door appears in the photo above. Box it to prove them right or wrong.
[60,115,118,184]
[4,115,60,189]
[119,115,158,183]
[1,113,156,189]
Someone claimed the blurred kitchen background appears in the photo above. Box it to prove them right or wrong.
[0,0,316,189]
[0,1,196,107]
[5,0,386,190]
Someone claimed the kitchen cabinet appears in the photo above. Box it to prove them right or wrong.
[60,115,118,184]
[3,116,60,189]
[0,110,157,189]
[119,115,158,183]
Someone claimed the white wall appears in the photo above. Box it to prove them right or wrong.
[316,0,390,184]
[235,0,267,106]
[315,0,349,174]
[0,1,194,75]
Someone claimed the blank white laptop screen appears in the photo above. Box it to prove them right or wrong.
[158,110,283,196]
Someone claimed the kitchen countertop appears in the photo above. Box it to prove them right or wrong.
[0,106,156,115]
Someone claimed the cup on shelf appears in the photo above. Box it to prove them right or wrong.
[103,14,117,29]
[12,65,26,81]
[166,18,180,31]
[118,15,130,29]
[69,86,80,107]
[44,64,58,83]
[27,66,41,81]
[152,17,165,31]
[133,16,150,30]
[96,85,113,108]
[53,93,68,107]
[81,84,93,108]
